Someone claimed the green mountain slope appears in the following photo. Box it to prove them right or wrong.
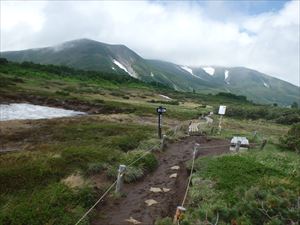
[1,38,299,105]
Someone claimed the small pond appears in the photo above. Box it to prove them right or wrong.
[0,103,86,121]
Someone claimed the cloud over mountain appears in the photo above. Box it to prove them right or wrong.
[1,0,299,86]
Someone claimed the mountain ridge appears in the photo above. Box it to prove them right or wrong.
[1,38,299,105]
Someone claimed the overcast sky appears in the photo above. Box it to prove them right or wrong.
[1,0,299,86]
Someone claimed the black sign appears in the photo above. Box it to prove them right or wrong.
[156,106,166,139]
[156,106,167,114]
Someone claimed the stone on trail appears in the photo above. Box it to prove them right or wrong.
[171,165,180,170]
[125,217,142,224]
[150,187,162,193]
[169,173,177,178]
[163,188,170,192]
[145,199,158,206]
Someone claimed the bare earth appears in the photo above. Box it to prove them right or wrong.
[93,136,229,225]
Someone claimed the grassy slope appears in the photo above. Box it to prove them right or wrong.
[0,116,159,225]
[182,144,300,225]
[0,61,298,225]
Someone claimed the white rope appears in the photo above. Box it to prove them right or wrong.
[74,179,117,225]
[74,142,161,225]
[181,148,196,207]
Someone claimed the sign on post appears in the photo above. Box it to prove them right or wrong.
[156,106,167,139]
[218,105,226,134]
[218,105,226,115]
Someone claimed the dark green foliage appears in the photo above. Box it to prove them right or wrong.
[184,146,300,225]
[223,105,300,125]
[291,101,298,109]
[0,183,93,225]
[280,123,300,152]
[55,90,70,96]
[236,186,299,225]
[86,162,105,175]
[0,57,8,64]
[0,119,157,224]
[215,92,248,102]
[0,60,171,91]
[148,99,180,105]
[193,155,281,203]
[155,217,173,225]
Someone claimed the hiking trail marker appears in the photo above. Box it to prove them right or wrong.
[156,106,166,139]
[218,105,226,134]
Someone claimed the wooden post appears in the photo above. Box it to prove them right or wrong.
[260,139,267,150]
[253,131,257,139]
[218,115,223,134]
[115,165,126,193]
[158,113,162,139]
[160,135,167,150]
[235,140,241,152]
[173,206,186,224]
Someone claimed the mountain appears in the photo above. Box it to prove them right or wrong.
[1,38,299,105]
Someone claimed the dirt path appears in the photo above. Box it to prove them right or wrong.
[93,136,229,225]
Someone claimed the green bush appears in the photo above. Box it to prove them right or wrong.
[0,183,93,225]
[280,123,300,152]
[85,162,104,175]
[55,90,70,96]
[124,166,144,183]
[183,146,299,225]
[155,217,173,225]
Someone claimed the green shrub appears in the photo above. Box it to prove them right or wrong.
[155,217,173,225]
[124,166,144,183]
[86,162,104,175]
[55,90,70,96]
[280,123,300,152]
[0,183,93,225]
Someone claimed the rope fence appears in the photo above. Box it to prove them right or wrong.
[74,135,165,225]
[74,124,263,225]
[74,180,117,225]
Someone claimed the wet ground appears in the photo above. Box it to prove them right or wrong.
[93,136,230,225]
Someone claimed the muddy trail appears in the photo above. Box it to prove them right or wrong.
[93,136,229,225]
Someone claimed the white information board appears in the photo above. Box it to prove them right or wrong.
[218,105,226,115]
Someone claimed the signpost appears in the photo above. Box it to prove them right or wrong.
[218,105,226,134]
[156,106,167,139]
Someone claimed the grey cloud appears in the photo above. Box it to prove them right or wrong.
[1,0,299,86]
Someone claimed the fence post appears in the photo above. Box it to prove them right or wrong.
[260,139,267,150]
[194,143,200,156]
[160,135,167,150]
[115,165,126,193]
[235,140,241,152]
[173,206,186,224]
[218,115,223,134]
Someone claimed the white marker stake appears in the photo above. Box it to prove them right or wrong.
[218,105,226,134]
[116,165,126,193]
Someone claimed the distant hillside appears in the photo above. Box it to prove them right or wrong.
[1,38,299,105]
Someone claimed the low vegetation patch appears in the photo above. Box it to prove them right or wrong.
[280,123,300,153]
[180,145,300,225]
[0,118,158,224]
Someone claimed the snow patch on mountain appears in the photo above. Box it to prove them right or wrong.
[113,59,129,73]
[225,70,229,80]
[263,82,270,88]
[112,67,116,71]
[202,67,215,76]
[112,59,137,78]
[180,66,203,80]
[150,72,154,77]
[159,94,172,100]
[181,66,194,75]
